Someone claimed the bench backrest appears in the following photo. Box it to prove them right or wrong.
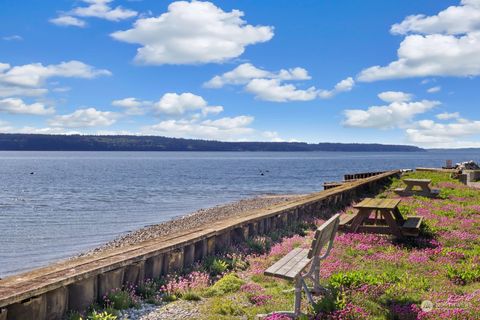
[307,213,340,259]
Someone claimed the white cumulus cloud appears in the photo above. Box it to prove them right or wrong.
[391,0,480,35]
[50,16,87,27]
[0,60,111,88]
[377,91,412,103]
[205,63,354,102]
[72,0,137,21]
[112,97,151,115]
[204,63,310,88]
[48,107,118,128]
[245,78,319,102]
[343,93,439,129]
[427,86,441,93]
[0,61,110,99]
[358,0,480,81]
[111,1,274,65]
[50,0,137,27]
[0,98,54,115]
[406,115,480,147]
[436,112,460,120]
[154,92,223,116]
[318,77,355,99]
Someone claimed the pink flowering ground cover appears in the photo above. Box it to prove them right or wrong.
[71,172,480,319]
[196,172,480,319]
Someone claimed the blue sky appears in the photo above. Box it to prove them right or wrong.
[1,0,480,147]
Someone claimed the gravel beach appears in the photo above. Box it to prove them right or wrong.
[80,194,306,257]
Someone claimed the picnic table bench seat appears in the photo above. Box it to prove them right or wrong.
[261,213,340,319]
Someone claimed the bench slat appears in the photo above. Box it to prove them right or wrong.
[402,216,423,229]
[265,248,305,275]
[264,248,310,280]
[339,214,356,226]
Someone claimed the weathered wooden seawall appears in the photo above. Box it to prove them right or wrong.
[0,170,400,320]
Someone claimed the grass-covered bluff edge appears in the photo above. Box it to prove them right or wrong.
[68,171,480,320]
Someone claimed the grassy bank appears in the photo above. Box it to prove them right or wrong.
[70,171,480,319]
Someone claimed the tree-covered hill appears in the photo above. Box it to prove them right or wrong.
[0,134,425,152]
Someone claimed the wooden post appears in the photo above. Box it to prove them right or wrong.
[145,254,164,279]
[5,295,46,320]
[67,277,97,312]
[206,237,216,256]
[167,249,184,273]
[183,244,195,270]
[98,268,125,300]
[215,231,231,253]
[194,239,207,261]
[46,287,68,320]
[123,261,145,285]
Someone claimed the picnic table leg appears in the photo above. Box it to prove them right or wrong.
[422,184,432,194]
[382,210,403,237]
[404,183,413,192]
[350,209,369,232]
[392,207,405,224]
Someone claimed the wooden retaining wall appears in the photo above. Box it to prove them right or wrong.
[344,171,386,181]
[0,170,400,320]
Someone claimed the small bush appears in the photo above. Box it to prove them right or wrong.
[136,279,160,299]
[182,291,202,301]
[87,311,117,320]
[447,263,480,285]
[211,298,245,316]
[246,236,271,254]
[104,288,139,310]
[329,271,400,289]
[206,273,244,296]
[203,256,229,276]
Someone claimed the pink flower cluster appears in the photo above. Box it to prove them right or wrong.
[335,233,388,247]
[161,271,210,295]
[249,294,272,306]
[440,230,479,241]
[390,303,421,320]
[329,303,369,319]
[269,235,306,257]
[240,282,264,294]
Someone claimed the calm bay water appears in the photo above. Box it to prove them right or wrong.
[1,150,479,277]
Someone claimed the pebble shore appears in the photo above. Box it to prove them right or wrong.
[80,194,304,257]
[83,194,305,319]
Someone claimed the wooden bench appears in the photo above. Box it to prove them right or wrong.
[395,179,439,197]
[262,214,340,318]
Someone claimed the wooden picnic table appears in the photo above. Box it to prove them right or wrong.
[396,179,439,197]
[339,198,423,237]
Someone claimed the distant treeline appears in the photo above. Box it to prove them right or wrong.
[0,134,425,152]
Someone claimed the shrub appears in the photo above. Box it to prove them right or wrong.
[206,273,244,296]
[203,256,230,276]
[182,291,202,301]
[104,288,140,310]
[328,271,397,289]
[136,279,159,299]
[447,263,480,285]
[210,259,229,276]
[87,311,117,320]
[211,298,245,316]
[246,236,271,254]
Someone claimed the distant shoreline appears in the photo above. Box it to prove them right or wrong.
[0,133,424,152]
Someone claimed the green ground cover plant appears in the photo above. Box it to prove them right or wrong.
[67,171,480,319]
